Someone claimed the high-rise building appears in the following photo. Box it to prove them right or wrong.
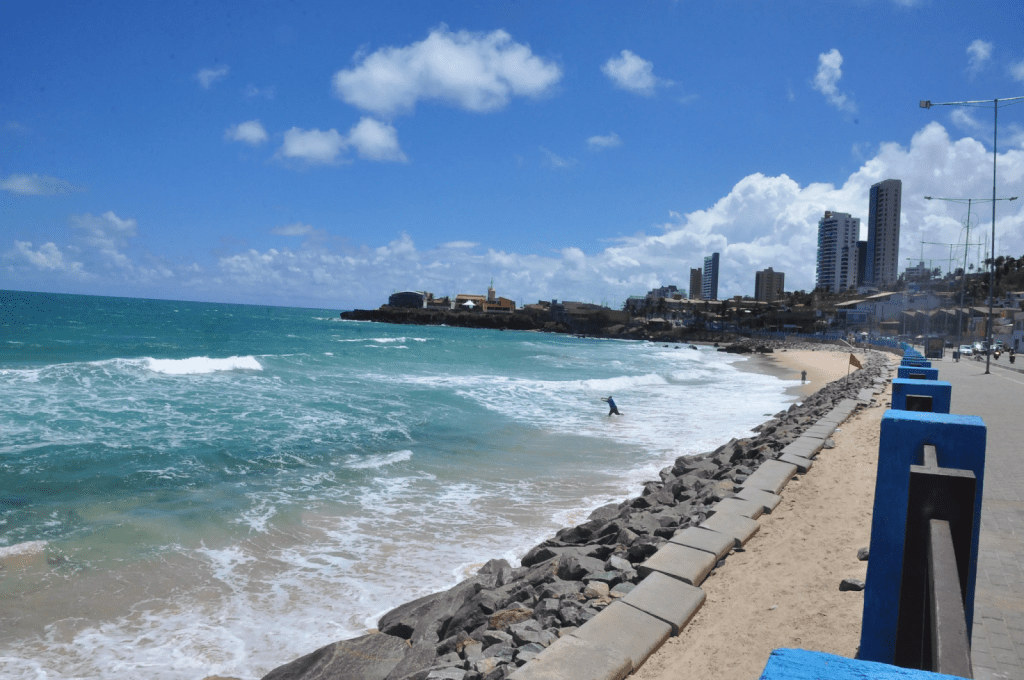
[689,268,703,299]
[754,267,785,302]
[702,253,719,301]
[866,179,902,287]
[816,211,860,293]
[856,240,868,287]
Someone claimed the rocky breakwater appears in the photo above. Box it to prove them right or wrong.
[339,307,569,333]
[256,349,893,680]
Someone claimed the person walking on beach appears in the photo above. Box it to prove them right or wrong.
[801,370,807,384]
[601,396,621,416]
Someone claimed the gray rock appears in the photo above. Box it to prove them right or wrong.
[610,582,636,598]
[840,578,865,592]
[857,547,869,561]
[261,632,409,680]
[479,630,512,647]
[605,555,632,572]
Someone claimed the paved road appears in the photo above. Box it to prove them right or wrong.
[936,355,1024,680]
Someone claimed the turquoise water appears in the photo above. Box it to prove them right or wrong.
[0,290,798,679]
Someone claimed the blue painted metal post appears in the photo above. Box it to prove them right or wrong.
[890,379,952,413]
[859,411,986,665]
[896,366,939,380]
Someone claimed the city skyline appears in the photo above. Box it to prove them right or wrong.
[3,1,1023,310]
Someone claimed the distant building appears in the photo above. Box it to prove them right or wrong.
[388,291,429,308]
[867,179,902,287]
[904,261,930,281]
[754,267,785,302]
[689,268,703,300]
[816,211,860,293]
[702,253,720,301]
[856,240,868,287]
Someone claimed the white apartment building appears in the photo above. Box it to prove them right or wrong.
[816,211,860,293]
[866,178,902,287]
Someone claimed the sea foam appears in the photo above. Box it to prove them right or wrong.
[144,356,263,375]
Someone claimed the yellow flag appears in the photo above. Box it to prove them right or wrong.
[849,353,862,369]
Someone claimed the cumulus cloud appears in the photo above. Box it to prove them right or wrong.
[225,120,269,146]
[813,49,856,113]
[332,26,561,116]
[71,211,138,269]
[587,132,622,149]
[966,39,993,78]
[277,119,406,165]
[1,173,82,195]
[1010,60,1024,82]
[602,50,660,95]
[196,65,230,89]
[11,241,88,277]
[347,117,407,161]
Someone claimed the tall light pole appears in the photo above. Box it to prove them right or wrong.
[920,95,1024,374]
[924,196,1017,361]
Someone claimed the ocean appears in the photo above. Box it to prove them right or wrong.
[0,290,799,680]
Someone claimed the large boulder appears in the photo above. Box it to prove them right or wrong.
[260,633,409,680]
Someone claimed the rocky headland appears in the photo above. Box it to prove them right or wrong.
[252,344,892,680]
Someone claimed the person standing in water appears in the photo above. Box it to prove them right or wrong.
[601,396,621,416]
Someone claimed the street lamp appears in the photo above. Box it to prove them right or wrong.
[924,195,1017,362]
[920,95,1024,374]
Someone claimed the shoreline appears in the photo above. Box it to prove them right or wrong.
[255,341,892,680]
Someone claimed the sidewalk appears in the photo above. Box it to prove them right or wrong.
[937,356,1024,680]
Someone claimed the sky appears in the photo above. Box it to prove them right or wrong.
[3,0,1024,310]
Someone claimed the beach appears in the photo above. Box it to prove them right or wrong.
[634,346,885,680]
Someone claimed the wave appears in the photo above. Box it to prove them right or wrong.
[333,337,428,344]
[345,449,414,469]
[144,356,263,375]
[0,540,48,559]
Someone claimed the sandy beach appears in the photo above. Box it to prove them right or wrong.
[633,347,888,680]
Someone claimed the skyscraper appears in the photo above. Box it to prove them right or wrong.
[816,211,860,293]
[689,268,703,300]
[754,267,785,302]
[702,253,719,301]
[866,179,902,287]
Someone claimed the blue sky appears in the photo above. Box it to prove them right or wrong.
[3,0,1023,309]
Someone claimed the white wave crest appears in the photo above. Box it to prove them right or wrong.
[0,540,49,559]
[346,450,413,469]
[144,356,263,375]
[576,373,668,393]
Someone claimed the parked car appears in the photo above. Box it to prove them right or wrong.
[959,345,974,357]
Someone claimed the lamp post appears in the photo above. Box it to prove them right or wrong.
[924,195,1018,364]
[920,95,1024,374]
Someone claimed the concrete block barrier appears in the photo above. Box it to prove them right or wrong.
[733,487,782,514]
[570,601,672,673]
[779,452,813,473]
[896,366,938,380]
[709,497,765,519]
[620,572,705,636]
[741,459,798,494]
[890,379,951,414]
[781,437,820,460]
[637,542,717,585]
[800,423,836,440]
[508,633,631,680]
[700,510,760,547]
[668,526,736,560]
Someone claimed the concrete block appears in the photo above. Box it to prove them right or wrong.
[668,526,735,560]
[637,542,716,585]
[570,601,672,672]
[699,510,760,547]
[896,366,938,380]
[900,359,932,368]
[890,379,952,414]
[801,423,836,440]
[741,459,797,494]
[708,497,764,519]
[620,572,705,636]
[781,437,820,459]
[509,633,631,680]
[860,411,987,665]
[779,452,813,473]
[857,388,875,402]
[732,487,782,514]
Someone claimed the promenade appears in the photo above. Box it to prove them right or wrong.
[939,357,1024,680]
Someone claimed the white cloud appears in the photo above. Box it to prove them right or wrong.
[196,65,230,89]
[332,26,561,116]
[1010,60,1024,82]
[966,39,993,78]
[602,50,659,95]
[540,147,575,168]
[11,241,88,277]
[277,119,406,165]
[441,241,479,249]
[1,173,82,195]
[813,49,856,113]
[279,127,348,164]
[347,117,407,162]
[271,223,315,236]
[225,120,269,146]
[587,132,622,149]
[71,211,138,269]
[245,84,275,99]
